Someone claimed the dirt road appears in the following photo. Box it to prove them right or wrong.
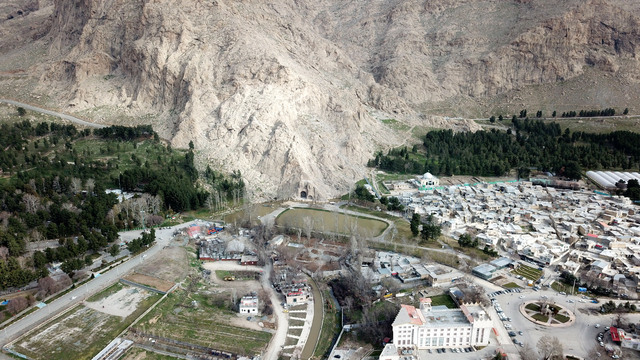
[0,99,106,129]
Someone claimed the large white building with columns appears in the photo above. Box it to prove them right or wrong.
[380,298,493,359]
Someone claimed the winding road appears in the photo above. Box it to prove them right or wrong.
[0,99,105,129]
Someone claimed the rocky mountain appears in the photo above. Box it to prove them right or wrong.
[1,0,639,199]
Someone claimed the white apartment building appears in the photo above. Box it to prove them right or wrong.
[380,298,492,359]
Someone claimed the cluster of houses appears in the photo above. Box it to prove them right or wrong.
[194,225,259,265]
[273,265,311,305]
[394,180,640,297]
[364,251,463,287]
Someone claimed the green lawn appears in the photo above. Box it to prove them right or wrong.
[525,303,541,312]
[276,208,388,238]
[532,313,549,322]
[503,282,521,289]
[555,314,570,323]
[429,294,457,309]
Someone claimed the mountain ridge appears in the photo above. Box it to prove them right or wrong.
[1,0,639,199]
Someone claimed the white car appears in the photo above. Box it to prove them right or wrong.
[595,324,601,328]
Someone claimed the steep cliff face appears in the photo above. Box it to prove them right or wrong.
[2,0,640,199]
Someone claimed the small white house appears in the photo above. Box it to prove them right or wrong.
[239,295,259,315]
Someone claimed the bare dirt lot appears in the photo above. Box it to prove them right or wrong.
[85,286,152,318]
[133,246,188,284]
[123,274,174,293]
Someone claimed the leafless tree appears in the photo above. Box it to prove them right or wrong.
[7,297,29,315]
[303,216,313,245]
[85,178,95,194]
[22,193,40,214]
[142,193,162,215]
[614,312,628,329]
[537,335,563,360]
[586,345,604,360]
[37,276,57,297]
[257,288,272,315]
[0,246,9,261]
[62,202,81,214]
[69,177,82,194]
[29,229,44,242]
[106,208,118,226]
[0,211,9,229]
[518,343,537,360]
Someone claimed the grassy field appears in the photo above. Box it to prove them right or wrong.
[441,237,497,261]
[525,303,541,312]
[512,265,542,281]
[555,314,570,323]
[532,313,549,322]
[224,203,280,226]
[13,290,161,360]
[136,290,271,356]
[429,294,457,309]
[214,270,259,281]
[276,208,388,238]
[503,282,522,289]
[340,205,417,241]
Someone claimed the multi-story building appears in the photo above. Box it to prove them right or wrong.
[380,298,492,359]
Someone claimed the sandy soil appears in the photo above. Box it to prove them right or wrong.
[229,313,263,331]
[203,262,264,294]
[85,287,150,318]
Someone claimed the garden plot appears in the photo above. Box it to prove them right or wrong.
[135,290,272,356]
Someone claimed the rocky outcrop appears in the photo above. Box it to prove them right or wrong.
[2,0,640,199]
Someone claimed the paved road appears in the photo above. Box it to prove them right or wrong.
[0,223,193,350]
[0,99,105,129]
[490,286,640,359]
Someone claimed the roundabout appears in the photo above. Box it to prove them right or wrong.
[519,300,576,328]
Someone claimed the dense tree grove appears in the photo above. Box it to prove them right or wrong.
[0,120,239,291]
[562,108,616,117]
[369,118,640,179]
[626,179,640,201]
[93,125,155,140]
